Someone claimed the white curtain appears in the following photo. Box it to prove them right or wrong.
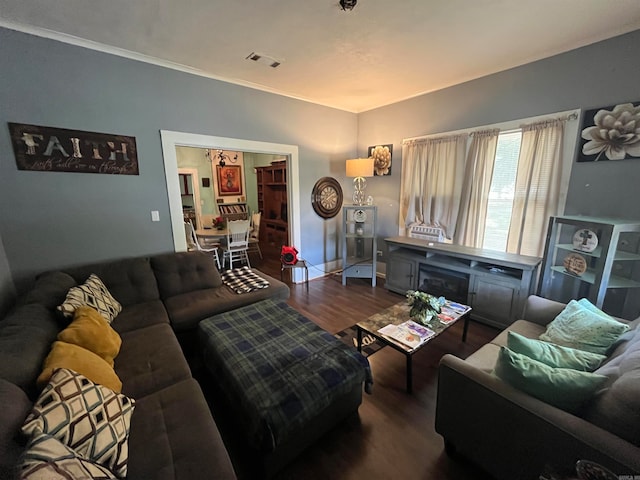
[507,119,564,257]
[400,134,467,238]
[454,129,500,248]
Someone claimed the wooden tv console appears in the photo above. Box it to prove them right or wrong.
[385,236,542,328]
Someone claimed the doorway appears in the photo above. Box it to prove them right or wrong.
[160,130,301,259]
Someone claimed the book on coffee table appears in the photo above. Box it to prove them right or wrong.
[378,320,435,349]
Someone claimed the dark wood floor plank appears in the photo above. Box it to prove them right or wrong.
[217,244,500,479]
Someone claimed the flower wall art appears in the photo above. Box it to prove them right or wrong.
[578,102,640,162]
[368,144,393,175]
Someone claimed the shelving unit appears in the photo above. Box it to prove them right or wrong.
[255,161,288,245]
[342,205,377,286]
[218,203,248,221]
[385,236,541,328]
[538,215,640,319]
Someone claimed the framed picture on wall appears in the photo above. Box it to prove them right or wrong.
[368,144,393,175]
[577,101,640,162]
[216,165,243,196]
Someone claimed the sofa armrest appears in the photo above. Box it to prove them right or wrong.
[520,295,566,327]
[435,354,640,480]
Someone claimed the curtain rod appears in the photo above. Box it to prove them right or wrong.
[402,108,580,145]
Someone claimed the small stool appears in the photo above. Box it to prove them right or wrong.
[281,259,309,291]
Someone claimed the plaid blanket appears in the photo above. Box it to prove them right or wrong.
[221,266,270,294]
[198,299,373,452]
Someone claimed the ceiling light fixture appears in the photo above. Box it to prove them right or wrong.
[246,52,281,68]
[206,149,238,167]
[339,0,357,11]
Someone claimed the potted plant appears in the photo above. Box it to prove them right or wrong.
[406,290,445,325]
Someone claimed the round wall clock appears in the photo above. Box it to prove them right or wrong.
[572,229,598,253]
[311,177,343,219]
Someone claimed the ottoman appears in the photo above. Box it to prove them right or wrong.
[197,299,372,477]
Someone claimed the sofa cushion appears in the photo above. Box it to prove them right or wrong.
[37,341,123,393]
[491,319,547,347]
[115,324,192,399]
[58,273,122,323]
[0,379,31,477]
[0,304,60,397]
[584,326,640,446]
[507,331,606,371]
[126,379,236,480]
[539,299,629,354]
[163,272,289,333]
[19,432,117,479]
[63,256,160,307]
[22,368,135,478]
[494,346,608,412]
[110,300,170,334]
[151,251,222,299]
[18,271,77,310]
[57,306,122,366]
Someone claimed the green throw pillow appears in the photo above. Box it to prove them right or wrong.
[507,331,606,371]
[494,347,608,412]
[539,299,629,354]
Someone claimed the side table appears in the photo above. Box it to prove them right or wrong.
[281,259,309,292]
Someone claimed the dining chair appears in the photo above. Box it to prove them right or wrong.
[185,221,221,269]
[221,219,251,269]
[247,211,263,259]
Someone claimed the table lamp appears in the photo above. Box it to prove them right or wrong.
[346,157,374,206]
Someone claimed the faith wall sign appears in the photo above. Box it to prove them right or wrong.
[8,123,139,175]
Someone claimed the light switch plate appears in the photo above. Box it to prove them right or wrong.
[151,210,160,222]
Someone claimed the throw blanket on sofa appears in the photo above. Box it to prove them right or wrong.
[221,266,270,294]
[198,299,373,452]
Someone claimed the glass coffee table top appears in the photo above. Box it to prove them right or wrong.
[356,299,471,393]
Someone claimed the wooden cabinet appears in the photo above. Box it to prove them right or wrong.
[255,162,288,244]
[538,215,640,319]
[385,236,541,328]
[342,206,377,286]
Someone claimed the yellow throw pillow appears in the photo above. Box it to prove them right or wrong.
[37,341,122,393]
[58,306,122,367]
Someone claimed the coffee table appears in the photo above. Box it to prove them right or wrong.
[356,299,471,393]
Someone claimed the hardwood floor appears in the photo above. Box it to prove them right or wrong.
[217,244,499,479]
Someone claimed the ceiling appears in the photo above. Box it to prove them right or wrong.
[2,0,640,113]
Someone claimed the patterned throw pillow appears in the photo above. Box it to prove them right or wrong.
[539,299,629,354]
[58,274,122,323]
[22,368,135,478]
[19,432,116,479]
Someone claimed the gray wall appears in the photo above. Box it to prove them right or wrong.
[0,28,357,291]
[359,29,640,258]
[2,26,640,296]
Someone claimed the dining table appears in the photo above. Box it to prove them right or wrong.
[196,227,228,240]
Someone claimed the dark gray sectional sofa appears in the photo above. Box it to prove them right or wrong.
[0,251,289,479]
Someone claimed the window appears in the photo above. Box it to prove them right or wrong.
[483,130,522,251]
[400,109,578,257]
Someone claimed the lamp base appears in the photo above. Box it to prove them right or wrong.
[352,176,367,206]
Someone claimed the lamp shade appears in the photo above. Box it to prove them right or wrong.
[346,158,374,178]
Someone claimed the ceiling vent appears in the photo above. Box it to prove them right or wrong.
[246,52,281,68]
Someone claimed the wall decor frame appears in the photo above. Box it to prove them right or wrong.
[8,122,138,174]
[577,101,640,162]
[216,164,243,196]
[368,144,393,175]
